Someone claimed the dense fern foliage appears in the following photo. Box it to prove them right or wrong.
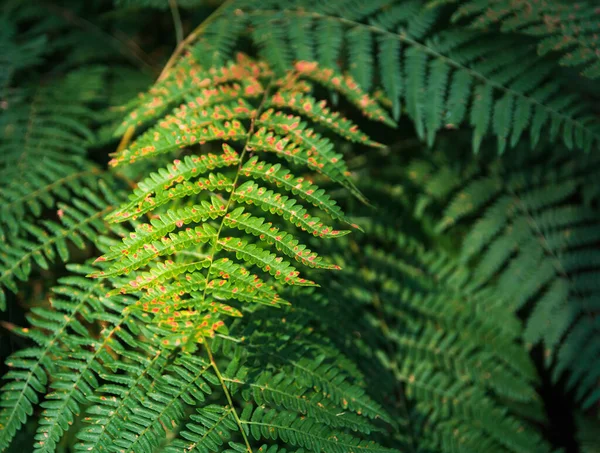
[315,173,552,453]
[406,144,600,411]
[1,1,599,452]
[0,68,128,310]
[440,0,600,80]
[195,0,600,154]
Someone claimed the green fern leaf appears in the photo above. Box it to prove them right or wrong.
[448,0,600,79]
[202,1,600,153]
[414,144,600,409]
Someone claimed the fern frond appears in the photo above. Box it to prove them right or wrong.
[242,341,391,425]
[236,372,374,433]
[47,53,400,453]
[161,404,237,453]
[196,0,600,154]
[307,160,553,453]
[97,53,389,348]
[81,353,216,453]
[241,405,390,453]
[28,272,161,453]
[0,262,130,450]
[0,180,127,310]
[5,3,596,452]
[69,285,393,453]
[0,63,128,310]
[145,308,394,453]
[410,144,600,409]
[445,0,600,80]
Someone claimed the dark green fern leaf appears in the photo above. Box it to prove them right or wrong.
[443,0,600,80]
[305,156,554,453]
[195,0,600,154]
[408,143,600,410]
[0,262,134,450]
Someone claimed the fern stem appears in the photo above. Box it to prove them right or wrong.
[195,83,272,303]
[115,125,136,158]
[174,81,274,453]
[203,338,254,453]
[174,80,274,453]
[215,333,244,343]
[169,0,184,44]
[179,79,273,353]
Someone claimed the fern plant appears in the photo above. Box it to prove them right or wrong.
[0,1,151,309]
[2,0,600,452]
[306,159,552,453]
[1,45,395,451]
[99,50,392,340]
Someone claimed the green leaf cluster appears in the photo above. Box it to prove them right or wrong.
[1,1,599,453]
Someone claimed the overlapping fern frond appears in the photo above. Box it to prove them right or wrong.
[0,0,154,310]
[440,0,600,80]
[0,51,395,453]
[0,262,137,451]
[407,143,600,411]
[190,0,600,154]
[2,1,600,452]
[75,305,393,453]
[0,66,130,310]
[307,167,552,453]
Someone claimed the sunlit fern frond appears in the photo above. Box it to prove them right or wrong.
[8,51,399,453]
[98,52,393,348]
